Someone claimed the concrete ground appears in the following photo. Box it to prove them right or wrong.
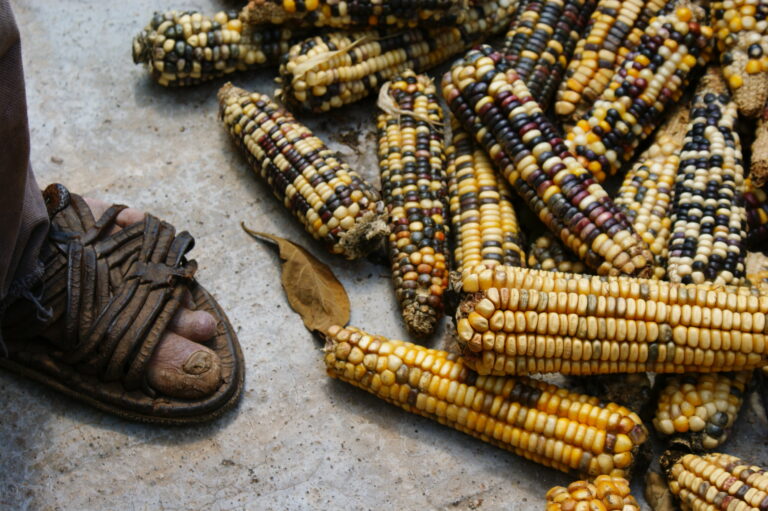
[2,1,768,510]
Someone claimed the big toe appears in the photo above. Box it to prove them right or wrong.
[146,332,222,399]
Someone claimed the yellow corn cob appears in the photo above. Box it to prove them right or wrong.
[132,10,303,87]
[653,371,750,450]
[324,325,648,477]
[218,84,387,259]
[711,0,768,117]
[555,0,669,119]
[500,0,598,110]
[442,45,656,278]
[751,107,768,187]
[664,452,768,511]
[527,233,588,274]
[240,0,467,28]
[446,117,526,272]
[377,72,449,337]
[666,69,747,287]
[546,476,641,510]
[565,3,714,182]
[614,104,689,279]
[456,264,768,376]
[277,0,517,112]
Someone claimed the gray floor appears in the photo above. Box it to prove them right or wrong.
[2,1,768,510]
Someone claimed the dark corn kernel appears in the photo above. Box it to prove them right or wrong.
[325,324,648,478]
[457,264,768,376]
[653,371,750,449]
[447,116,526,272]
[277,0,518,112]
[132,10,303,87]
[666,69,747,287]
[442,45,655,277]
[377,72,449,336]
[546,476,641,510]
[501,0,598,110]
[566,3,714,182]
[556,0,670,119]
[218,84,387,259]
[745,178,768,247]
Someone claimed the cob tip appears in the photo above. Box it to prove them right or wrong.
[132,32,150,64]
[402,302,438,338]
[337,209,388,260]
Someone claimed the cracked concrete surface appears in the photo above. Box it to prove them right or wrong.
[3,1,768,510]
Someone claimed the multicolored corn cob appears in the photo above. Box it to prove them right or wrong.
[377,72,449,336]
[565,3,714,182]
[663,452,768,511]
[555,0,669,119]
[456,264,768,376]
[218,84,387,259]
[446,118,526,272]
[527,233,588,274]
[751,107,768,187]
[442,45,655,278]
[324,325,648,477]
[744,178,768,247]
[711,0,768,117]
[240,0,467,28]
[500,0,598,110]
[666,69,747,287]
[546,476,641,511]
[614,104,689,279]
[277,0,517,112]
[132,10,303,87]
[652,371,750,450]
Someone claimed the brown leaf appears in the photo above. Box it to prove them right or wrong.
[242,224,350,334]
[644,471,675,511]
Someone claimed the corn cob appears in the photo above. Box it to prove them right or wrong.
[666,69,747,287]
[752,108,768,187]
[555,0,670,119]
[446,117,526,272]
[527,233,588,274]
[653,371,750,450]
[456,264,768,376]
[442,45,655,278]
[218,84,386,259]
[240,0,468,28]
[324,324,649,477]
[132,10,303,87]
[377,72,449,337]
[663,452,768,511]
[711,0,768,117]
[614,104,689,280]
[546,476,641,511]
[565,3,714,183]
[277,0,517,112]
[744,178,768,247]
[500,0,598,110]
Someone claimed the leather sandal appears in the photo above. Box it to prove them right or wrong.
[0,184,245,424]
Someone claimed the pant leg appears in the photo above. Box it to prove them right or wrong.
[0,0,49,306]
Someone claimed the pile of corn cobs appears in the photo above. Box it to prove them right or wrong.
[135,1,768,508]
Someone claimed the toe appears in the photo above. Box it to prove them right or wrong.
[168,308,218,342]
[116,207,146,227]
[146,332,223,399]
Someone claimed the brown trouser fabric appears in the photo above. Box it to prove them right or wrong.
[0,0,49,309]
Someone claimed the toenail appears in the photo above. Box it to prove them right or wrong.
[182,351,213,375]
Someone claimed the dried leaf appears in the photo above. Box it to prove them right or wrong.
[644,471,675,511]
[242,224,350,334]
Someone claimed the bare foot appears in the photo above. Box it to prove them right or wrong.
[84,198,223,399]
